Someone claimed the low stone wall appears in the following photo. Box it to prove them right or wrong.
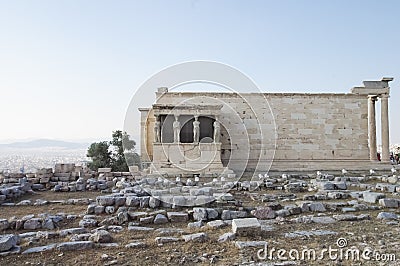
[0,164,141,194]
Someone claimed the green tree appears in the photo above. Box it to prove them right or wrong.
[86,141,111,170]
[87,130,141,171]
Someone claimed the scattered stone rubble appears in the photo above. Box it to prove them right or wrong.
[0,165,399,265]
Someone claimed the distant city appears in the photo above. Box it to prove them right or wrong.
[0,139,88,173]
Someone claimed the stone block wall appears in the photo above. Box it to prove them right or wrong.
[0,164,141,197]
[142,92,370,172]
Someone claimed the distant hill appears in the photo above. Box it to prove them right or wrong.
[0,139,89,150]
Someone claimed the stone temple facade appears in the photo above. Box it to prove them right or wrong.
[139,78,393,176]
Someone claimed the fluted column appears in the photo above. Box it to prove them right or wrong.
[381,94,390,162]
[368,96,377,161]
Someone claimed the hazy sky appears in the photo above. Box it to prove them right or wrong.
[0,0,399,144]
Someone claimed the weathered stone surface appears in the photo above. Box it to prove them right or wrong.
[285,230,337,238]
[193,208,207,221]
[22,244,56,254]
[275,209,290,217]
[388,176,398,184]
[24,218,42,230]
[221,210,247,220]
[125,241,146,248]
[56,241,94,251]
[139,216,154,224]
[232,218,260,236]
[187,221,203,228]
[333,182,347,190]
[153,214,168,224]
[333,214,370,221]
[114,197,126,206]
[16,200,32,206]
[128,211,148,220]
[59,228,88,236]
[363,192,385,203]
[18,232,37,239]
[128,226,154,232]
[154,228,184,236]
[34,199,48,206]
[317,182,335,190]
[42,218,55,230]
[0,234,18,252]
[287,206,302,215]
[94,206,105,214]
[309,202,326,212]
[105,206,115,214]
[207,220,229,229]
[377,212,398,220]
[357,214,371,221]
[327,192,349,199]
[0,246,20,256]
[206,208,219,220]
[89,230,112,243]
[251,207,276,219]
[172,196,185,207]
[149,197,160,208]
[218,232,236,242]
[154,237,181,244]
[36,231,58,240]
[69,233,90,242]
[311,216,336,224]
[342,207,356,213]
[182,232,208,242]
[97,196,115,206]
[235,241,267,249]
[0,219,9,231]
[79,218,97,228]
[167,212,188,223]
[379,198,399,208]
[125,196,140,207]
[214,193,234,201]
[139,196,150,208]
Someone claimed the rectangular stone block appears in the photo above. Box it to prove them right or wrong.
[363,192,385,203]
[379,198,399,208]
[232,218,260,236]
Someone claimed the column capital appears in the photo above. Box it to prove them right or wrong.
[381,94,390,99]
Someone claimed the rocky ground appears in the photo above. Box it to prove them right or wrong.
[1,169,400,265]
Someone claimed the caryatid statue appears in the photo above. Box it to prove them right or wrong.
[154,116,161,143]
[173,115,180,143]
[193,115,200,144]
[213,118,220,143]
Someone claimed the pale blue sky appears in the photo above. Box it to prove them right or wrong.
[0,0,399,144]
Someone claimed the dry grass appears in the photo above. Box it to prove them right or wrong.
[1,190,400,265]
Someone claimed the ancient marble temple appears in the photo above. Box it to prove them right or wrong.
[139,78,393,176]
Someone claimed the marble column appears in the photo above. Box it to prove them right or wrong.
[381,94,390,162]
[368,96,377,161]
